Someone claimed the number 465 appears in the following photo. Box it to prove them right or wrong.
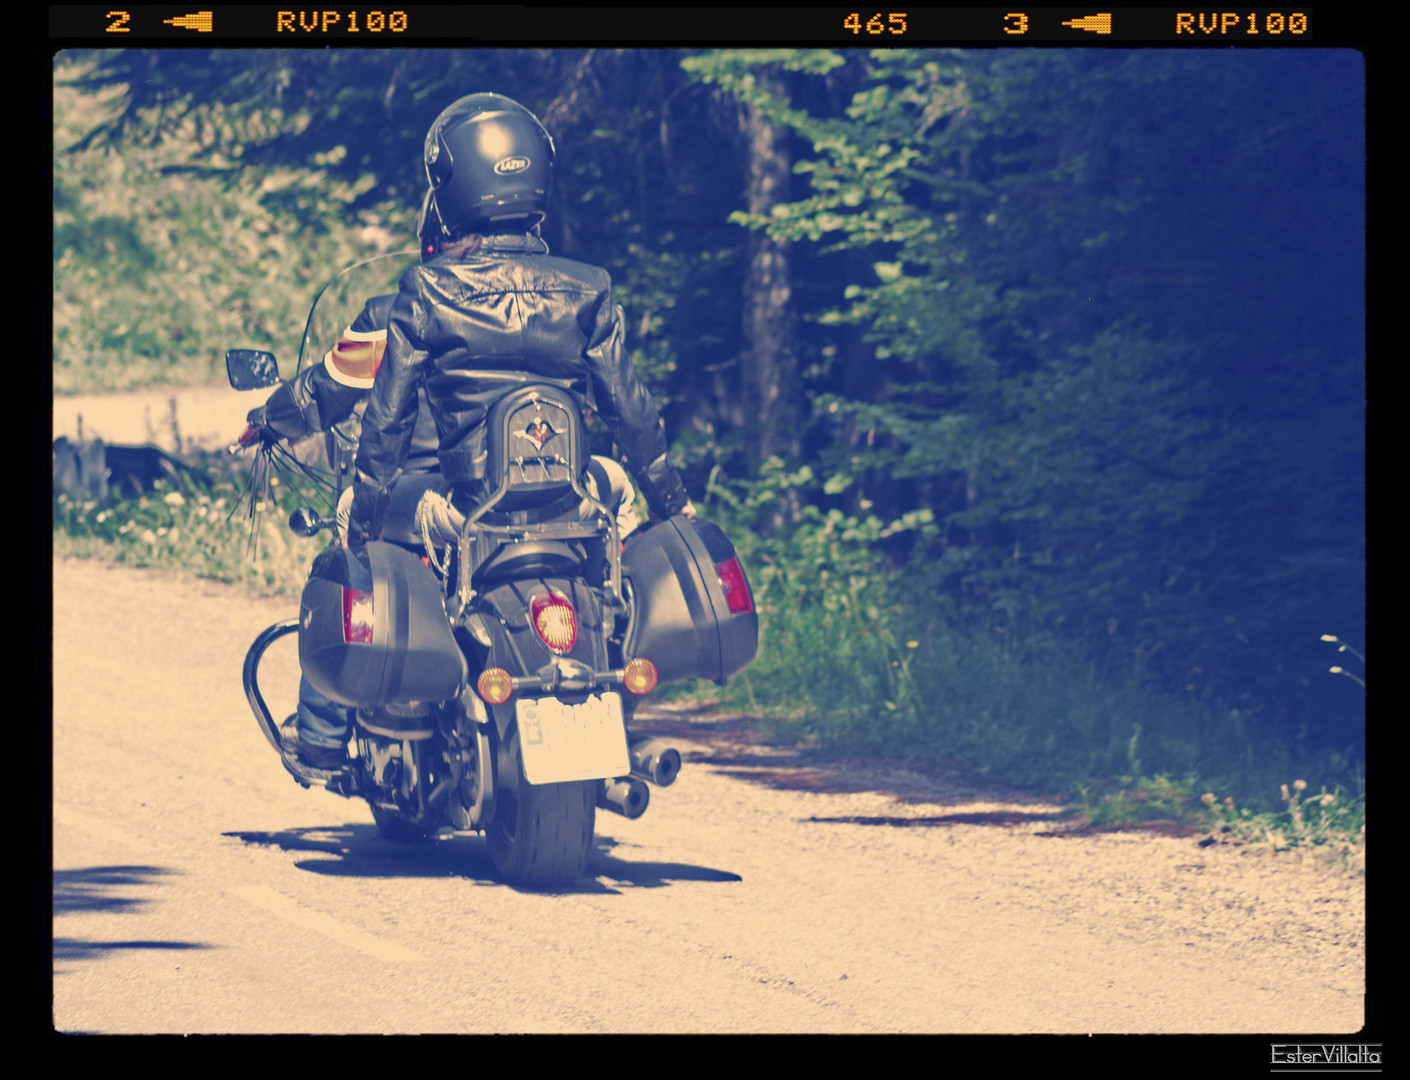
[845,12,909,34]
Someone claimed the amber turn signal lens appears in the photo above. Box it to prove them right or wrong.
[622,658,658,696]
[477,667,515,705]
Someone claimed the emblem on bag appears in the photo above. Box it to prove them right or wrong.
[494,156,531,175]
[523,419,555,449]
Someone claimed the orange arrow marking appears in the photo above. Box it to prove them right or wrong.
[1062,13,1113,34]
[164,11,214,33]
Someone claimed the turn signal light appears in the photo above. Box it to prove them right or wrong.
[622,658,658,696]
[477,667,515,705]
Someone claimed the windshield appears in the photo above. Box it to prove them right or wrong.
[295,250,419,376]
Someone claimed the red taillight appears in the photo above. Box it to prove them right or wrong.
[715,557,753,614]
[342,586,374,644]
[531,591,577,652]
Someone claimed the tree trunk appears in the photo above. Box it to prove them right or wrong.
[741,71,802,497]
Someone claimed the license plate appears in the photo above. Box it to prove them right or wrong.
[515,692,629,784]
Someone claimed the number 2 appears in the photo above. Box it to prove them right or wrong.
[106,10,130,33]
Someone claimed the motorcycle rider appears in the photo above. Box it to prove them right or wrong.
[347,93,694,548]
[248,267,655,773]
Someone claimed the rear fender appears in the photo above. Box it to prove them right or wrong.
[471,575,610,781]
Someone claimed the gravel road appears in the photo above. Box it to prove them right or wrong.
[51,553,1366,1036]
[53,382,254,454]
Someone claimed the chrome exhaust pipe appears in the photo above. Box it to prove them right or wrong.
[628,737,681,787]
[598,777,650,819]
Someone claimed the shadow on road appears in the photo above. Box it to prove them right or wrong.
[224,825,741,894]
[632,707,1070,811]
[54,939,209,962]
[53,865,172,915]
[803,810,1069,828]
[590,836,742,888]
[52,865,212,964]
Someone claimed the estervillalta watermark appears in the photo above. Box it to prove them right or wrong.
[1271,1044,1382,1071]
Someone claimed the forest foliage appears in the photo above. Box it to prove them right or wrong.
[52,46,1365,797]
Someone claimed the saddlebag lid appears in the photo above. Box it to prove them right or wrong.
[621,516,758,686]
[299,540,466,709]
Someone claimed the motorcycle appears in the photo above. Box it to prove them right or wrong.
[229,254,758,886]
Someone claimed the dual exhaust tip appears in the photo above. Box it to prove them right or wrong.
[597,737,682,819]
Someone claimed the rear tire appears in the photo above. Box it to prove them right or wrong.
[487,728,595,887]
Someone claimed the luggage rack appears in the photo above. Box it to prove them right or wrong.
[451,466,623,616]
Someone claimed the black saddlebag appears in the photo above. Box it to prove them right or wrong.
[299,540,466,709]
[621,516,758,686]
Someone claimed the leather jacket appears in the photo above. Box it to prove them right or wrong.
[247,294,441,477]
[348,234,689,543]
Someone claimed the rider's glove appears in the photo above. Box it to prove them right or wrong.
[345,517,374,548]
[251,380,315,442]
[635,453,691,520]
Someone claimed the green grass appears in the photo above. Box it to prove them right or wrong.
[1198,779,1366,871]
[52,452,327,598]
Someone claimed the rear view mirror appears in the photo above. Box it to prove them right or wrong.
[289,507,333,538]
[226,349,281,390]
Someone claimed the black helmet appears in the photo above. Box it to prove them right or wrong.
[417,93,555,252]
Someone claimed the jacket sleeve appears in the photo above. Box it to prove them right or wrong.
[246,295,394,438]
[585,297,690,518]
[347,274,428,544]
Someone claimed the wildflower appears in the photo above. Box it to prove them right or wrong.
[1280,784,1290,801]
[1330,666,1344,674]
[95,510,110,524]
[1320,794,1336,808]
[1293,779,1307,791]
[906,641,919,649]
[1223,797,1235,809]
[163,491,186,507]
[140,528,157,544]
[1200,792,1216,805]
[1321,634,1339,643]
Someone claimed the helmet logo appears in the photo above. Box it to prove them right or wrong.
[494,156,532,176]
